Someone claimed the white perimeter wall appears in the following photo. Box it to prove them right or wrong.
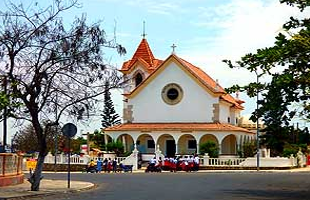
[128,62,218,123]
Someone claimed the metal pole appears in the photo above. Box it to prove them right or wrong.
[256,73,260,171]
[87,132,90,155]
[54,93,58,172]
[67,136,71,188]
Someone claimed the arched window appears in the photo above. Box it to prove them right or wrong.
[135,73,143,87]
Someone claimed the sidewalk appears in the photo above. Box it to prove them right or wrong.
[0,179,95,200]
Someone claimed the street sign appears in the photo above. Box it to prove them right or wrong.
[61,123,77,189]
[62,123,77,138]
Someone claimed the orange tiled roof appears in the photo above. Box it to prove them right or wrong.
[177,57,225,93]
[104,123,253,133]
[121,39,244,109]
[123,54,244,109]
[121,39,162,71]
[174,55,244,109]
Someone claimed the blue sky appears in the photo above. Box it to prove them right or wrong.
[1,0,309,139]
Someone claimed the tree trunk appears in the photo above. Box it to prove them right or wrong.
[27,110,47,191]
[28,153,45,191]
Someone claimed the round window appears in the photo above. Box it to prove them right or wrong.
[161,83,183,105]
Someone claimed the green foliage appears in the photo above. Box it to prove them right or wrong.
[280,0,310,11]
[243,141,257,158]
[89,129,106,150]
[70,137,87,154]
[223,1,310,156]
[282,143,300,157]
[199,141,219,158]
[101,81,121,129]
[105,139,124,156]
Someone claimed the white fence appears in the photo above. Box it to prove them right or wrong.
[207,158,246,166]
[43,151,307,169]
[44,153,128,166]
[44,153,89,164]
[201,153,306,167]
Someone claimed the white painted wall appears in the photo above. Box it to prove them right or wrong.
[129,62,218,123]
[124,64,149,94]
[219,102,231,123]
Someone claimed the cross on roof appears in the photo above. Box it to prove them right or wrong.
[141,21,147,38]
[171,43,177,54]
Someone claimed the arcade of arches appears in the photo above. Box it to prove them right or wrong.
[104,132,255,157]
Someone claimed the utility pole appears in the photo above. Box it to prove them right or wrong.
[256,72,260,171]
[2,76,8,152]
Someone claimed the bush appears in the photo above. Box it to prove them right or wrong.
[104,140,124,156]
[243,141,256,158]
[199,141,219,158]
[282,143,306,157]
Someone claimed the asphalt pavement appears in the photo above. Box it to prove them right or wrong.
[1,167,310,200]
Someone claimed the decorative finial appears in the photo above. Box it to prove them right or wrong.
[215,79,219,91]
[141,21,147,38]
[236,91,240,99]
[171,43,177,54]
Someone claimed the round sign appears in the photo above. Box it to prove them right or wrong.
[62,123,77,138]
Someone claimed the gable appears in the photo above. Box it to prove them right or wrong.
[124,55,223,99]
[127,60,219,123]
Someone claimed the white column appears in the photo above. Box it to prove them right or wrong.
[122,135,126,152]
[203,153,210,166]
[132,144,139,170]
[218,143,222,155]
[196,144,199,155]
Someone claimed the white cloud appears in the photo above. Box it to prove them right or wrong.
[126,0,185,16]
[179,0,310,115]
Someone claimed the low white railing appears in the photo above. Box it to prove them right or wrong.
[44,153,131,167]
[117,157,127,164]
[207,158,246,166]
[44,153,90,165]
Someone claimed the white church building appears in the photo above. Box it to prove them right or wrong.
[104,38,254,157]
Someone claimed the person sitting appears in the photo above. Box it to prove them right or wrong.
[150,157,156,167]
[87,159,96,173]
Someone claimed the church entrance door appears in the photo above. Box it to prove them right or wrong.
[166,140,176,157]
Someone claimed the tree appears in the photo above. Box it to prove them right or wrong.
[223,0,310,155]
[0,0,125,191]
[70,136,87,154]
[199,141,219,158]
[89,129,106,149]
[101,81,121,128]
[13,121,61,153]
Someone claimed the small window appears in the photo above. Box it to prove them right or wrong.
[167,88,179,100]
[236,118,238,124]
[188,140,196,149]
[227,117,231,123]
[135,73,143,87]
[147,140,155,148]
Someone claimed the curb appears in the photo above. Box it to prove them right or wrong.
[0,182,96,200]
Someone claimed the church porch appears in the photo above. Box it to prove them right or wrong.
[104,123,255,159]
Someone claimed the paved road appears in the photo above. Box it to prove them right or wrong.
[27,172,310,200]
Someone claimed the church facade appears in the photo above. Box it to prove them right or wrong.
[104,38,254,157]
